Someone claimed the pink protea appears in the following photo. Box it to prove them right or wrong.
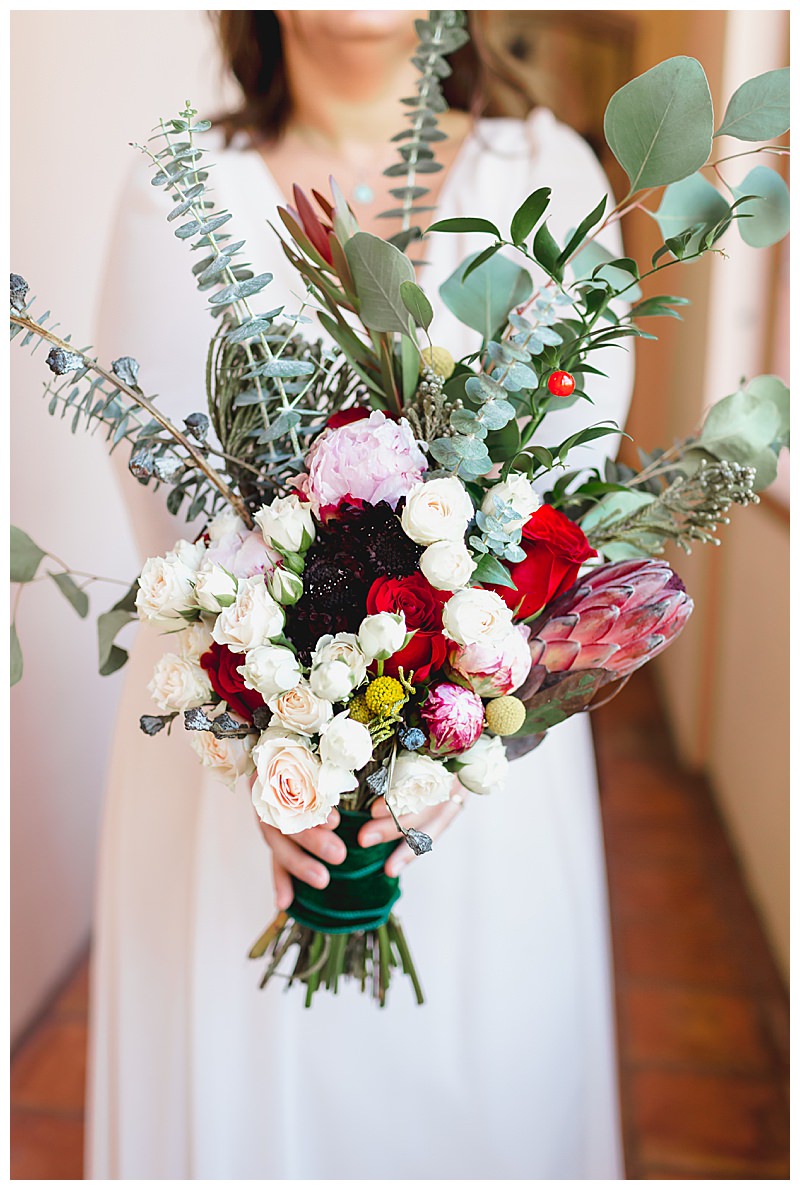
[526,558,693,680]
[421,681,485,757]
[446,624,533,698]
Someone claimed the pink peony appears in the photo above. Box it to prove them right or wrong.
[306,410,427,510]
[421,681,485,757]
[446,624,533,698]
[207,527,280,580]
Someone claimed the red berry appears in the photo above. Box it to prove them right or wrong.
[548,370,575,397]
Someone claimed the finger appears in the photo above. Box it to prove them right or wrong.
[292,823,347,865]
[370,799,391,819]
[358,808,429,848]
[386,801,463,877]
[272,856,295,912]
[262,824,330,889]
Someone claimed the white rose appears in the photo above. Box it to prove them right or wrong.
[442,588,514,647]
[388,751,454,816]
[171,537,207,572]
[148,652,213,712]
[357,611,407,662]
[419,540,477,591]
[194,560,238,611]
[251,728,336,834]
[268,567,304,606]
[207,506,248,545]
[178,620,214,665]
[238,644,302,701]
[255,493,316,555]
[268,682,333,735]
[136,553,197,626]
[453,733,509,796]
[211,575,285,653]
[319,712,373,771]
[309,633,367,702]
[481,474,542,531]
[189,730,254,791]
[401,477,474,546]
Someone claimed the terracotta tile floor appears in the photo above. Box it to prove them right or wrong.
[10,669,789,1179]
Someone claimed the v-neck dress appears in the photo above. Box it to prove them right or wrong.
[86,109,633,1180]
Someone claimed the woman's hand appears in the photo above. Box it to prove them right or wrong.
[255,807,346,911]
[357,785,466,878]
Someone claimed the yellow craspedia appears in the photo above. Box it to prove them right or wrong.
[347,693,371,725]
[485,695,526,737]
[365,676,406,716]
[419,345,456,379]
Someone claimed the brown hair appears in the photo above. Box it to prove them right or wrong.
[213,11,535,144]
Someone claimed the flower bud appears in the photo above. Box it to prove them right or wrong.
[268,567,304,606]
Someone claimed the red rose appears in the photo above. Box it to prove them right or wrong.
[200,642,266,721]
[326,407,370,431]
[366,573,450,682]
[492,504,596,619]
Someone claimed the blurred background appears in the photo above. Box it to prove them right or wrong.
[10,9,789,1179]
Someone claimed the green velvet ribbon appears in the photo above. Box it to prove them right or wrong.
[289,809,401,934]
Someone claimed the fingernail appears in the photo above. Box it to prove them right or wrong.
[322,839,346,863]
[326,809,340,827]
[361,831,379,847]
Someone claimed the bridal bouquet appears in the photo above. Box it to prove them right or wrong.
[11,12,789,1004]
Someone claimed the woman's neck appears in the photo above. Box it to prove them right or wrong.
[282,37,420,149]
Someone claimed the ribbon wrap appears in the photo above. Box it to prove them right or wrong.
[288,809,401,934]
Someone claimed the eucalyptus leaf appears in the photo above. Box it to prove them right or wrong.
[571,241,643,302]
[399,280,433,330]
[604,56,714,192]
[11,526,45,582]
[715,67,790,141]
[654,173,730,246]
[692,381,785,487]
[344,232,415,335]
[732,166,790,248]
[98,609,135,675]
[580,490,656,538]
[439,252,533,340]
[10,623,23,686]
[49,571,89,618]
[471,553,517,589]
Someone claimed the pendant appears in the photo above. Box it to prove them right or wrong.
[352,182,374,205]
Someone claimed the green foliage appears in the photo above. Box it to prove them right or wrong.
[686,374,789,488]
[732,167,790,247]
[49,571,89,618]
[604,56,714,193]
[439,252,532,339]
[10,624,23,687]
[97,580,139,677]
[11,526,44,582]
[344,233,416,335]
[380,11,470,243]
[715,67,790,141]
[654,173,730,247]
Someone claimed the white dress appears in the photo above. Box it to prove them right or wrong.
[86,108,633,1180]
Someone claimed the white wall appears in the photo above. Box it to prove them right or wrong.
[10,10,236,1042]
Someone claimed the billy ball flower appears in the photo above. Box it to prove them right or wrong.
[485,695,526,737]
[421,681,485,756]
[365,676,406,717]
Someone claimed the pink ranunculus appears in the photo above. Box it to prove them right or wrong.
[421,682,485,757]
[446,624,533,698]
[306,410,427,511]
